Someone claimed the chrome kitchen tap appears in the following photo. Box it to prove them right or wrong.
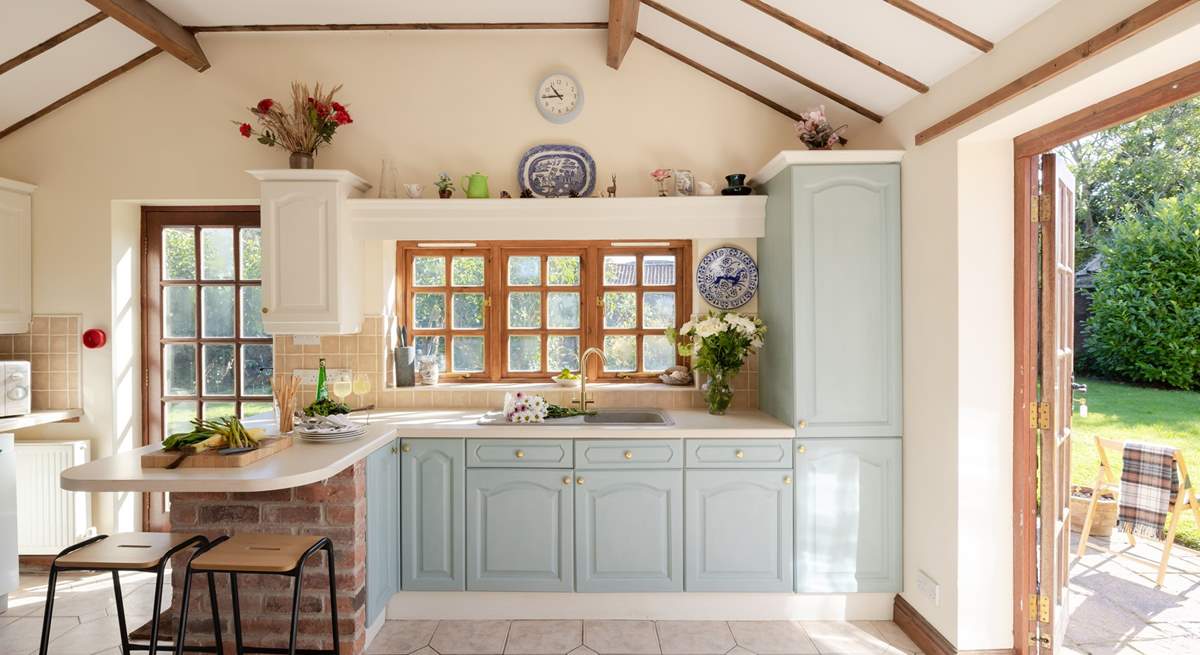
[573,347,607,410]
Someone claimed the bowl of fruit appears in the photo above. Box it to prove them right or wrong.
[551,368,581,387]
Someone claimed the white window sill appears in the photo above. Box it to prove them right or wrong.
[393,381,697,393]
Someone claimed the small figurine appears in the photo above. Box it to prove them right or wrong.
[568,189,580,198]
[520,189,534,198]
[500,190,512,198]
[606,175,617,198]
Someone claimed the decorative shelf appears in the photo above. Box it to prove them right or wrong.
[0,408,82,432]
[750,150,905,185]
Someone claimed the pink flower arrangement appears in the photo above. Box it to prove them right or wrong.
[650,168,673,196]
[794,106,848,150]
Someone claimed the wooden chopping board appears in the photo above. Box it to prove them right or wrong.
[141,436,293,469]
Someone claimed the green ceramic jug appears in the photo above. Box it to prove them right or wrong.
[461,172,489,198]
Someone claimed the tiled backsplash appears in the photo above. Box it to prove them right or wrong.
[0,314,82,410]
[271,315,758,410]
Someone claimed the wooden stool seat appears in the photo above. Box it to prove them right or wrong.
[55,532,200,570]
[191,533,325,573]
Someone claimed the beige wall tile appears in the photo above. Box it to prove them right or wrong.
[31,316,48,333]
[31,335,48,353]
[48,354,67,371]
[50,316,72,334]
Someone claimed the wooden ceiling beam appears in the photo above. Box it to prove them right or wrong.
[85,0,209,71]
[608,0,641,69]
[189,22,607,32]
[640,0,881,122]
[0,12,107,76]
[882,0,993,53]
[739,0,927,93]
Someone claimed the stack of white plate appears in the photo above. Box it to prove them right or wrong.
[295,417,367,443]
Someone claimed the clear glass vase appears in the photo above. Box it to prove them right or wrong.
[703,370,735,415]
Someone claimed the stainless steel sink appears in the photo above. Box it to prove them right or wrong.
[476,408,674,427]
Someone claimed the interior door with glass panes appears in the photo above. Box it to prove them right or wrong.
[142,207,269,530]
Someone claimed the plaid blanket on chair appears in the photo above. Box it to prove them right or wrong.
[1118,442,1179,540]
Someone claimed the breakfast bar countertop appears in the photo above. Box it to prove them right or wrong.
[60,408,794,493]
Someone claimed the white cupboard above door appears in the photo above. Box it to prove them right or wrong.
[249,170,369,335]
[0,179,35,334]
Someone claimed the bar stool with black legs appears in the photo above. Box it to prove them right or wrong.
[177,533,340,655]
[38,532,222,655]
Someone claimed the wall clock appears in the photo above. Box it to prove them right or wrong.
[696,247,759,310]
[535,72,583,124]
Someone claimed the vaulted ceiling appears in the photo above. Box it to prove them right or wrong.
[0,0,1064,138]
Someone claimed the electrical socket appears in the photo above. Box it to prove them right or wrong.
[916,570,940,606]
[292,335,321,346]
[292,368,350,384]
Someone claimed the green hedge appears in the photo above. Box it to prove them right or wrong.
[1084,192,1200,390]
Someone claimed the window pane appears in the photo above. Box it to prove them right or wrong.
[643,291,676,329]
[452,336,485,373]
[162,228,195,280]
[240,228,262,280]
[603,292,637,329]
[201,285,235,337]
[603,255,636,286]
[163,285,196,338]
[643,255,676,286]
[413,256,446,286]
[200,228,234,280]
[643,335,675,372]
[547,335,580,372]
[240,286,266,338]
[242,401,274,418]
[507,256,541,286]
[603,335,637,372]
[415,335,446,370]
[452,293,485,329]
[547,292,579,329]
[508,292,541,329]
[547,256,580,286]
[204,402,237,420]
[164,401,197,436]
[508,335,541,372]
[451,256,485,286]
[163,344,196,396]
[242,344,273,395]
[413,293,446,329]
[203,344,235,395]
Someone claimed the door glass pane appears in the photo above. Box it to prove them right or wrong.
[203,344,235,395]
[507,256,541,286]
[240,228,262,280]
[242,401,274,418]
[643,292,676,329]
[452,336,484,373]
[203,402,237,420]
[508,292,541,329]
[603,255,636,286]
[603,335,637,372]
[547,256,580,286]
[163,344,196,396]
[451,256,485,286]
[240,286,266,337]
[547,292,579,329]
[162,228,195,280]
[413,293,446,329]
[643,335,675,372]
[603,292,637,329]
[415,335,446,370]
[643,255,676,286]
[413,256,445,286]
[547,335,580,372]
[242,344,273,395]
[508,335,541,372]
[452,293,485,329]
[201,285,235,337]
[162,285,196,338]
[164,401,197,436]
[200,228,234,280]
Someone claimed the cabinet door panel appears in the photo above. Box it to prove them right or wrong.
[685,470,793,592]
[0,188,32,333]
[576,470,682,592]
[366,440,400,622]
[467,469,573,591]
[795,438,901,592]
[401,438,465,590]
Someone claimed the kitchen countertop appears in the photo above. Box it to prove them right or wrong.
[60,408,794,493]
[0,408,83,432]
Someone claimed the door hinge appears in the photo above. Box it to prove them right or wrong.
[143,369,149,388]
[1028,594,1038,621]
[1039,594,1050,623]
[1028,633,1051,648]
[1037,402,1050,430]
[1029,403,1038,429]
[1032,193,1049,223]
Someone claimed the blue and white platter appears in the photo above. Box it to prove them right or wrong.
[518,144,596,198]
[696,247,759,310]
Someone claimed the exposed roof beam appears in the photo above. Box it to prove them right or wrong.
[916,0,1197,145]
[608,0,641,69]
[0,12,107,76]
[189,22,607,32]
[882,0,993,53]
[640,0,881,122]
[0,48,161,140]
[740,0,927,93]
[85,0,209,71]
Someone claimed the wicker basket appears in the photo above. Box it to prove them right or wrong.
[1070,485,1119,536]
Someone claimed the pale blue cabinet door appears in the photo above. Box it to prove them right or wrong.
[401,438,465,590]
[366,439,400,623]
[684,470,794,592]
[575,470,682,592]
[795,438,901,592]
[467,469,573,591]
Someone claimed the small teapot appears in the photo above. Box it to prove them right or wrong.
[461,172,489,199]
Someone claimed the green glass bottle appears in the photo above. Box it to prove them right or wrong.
[315,358,329,401]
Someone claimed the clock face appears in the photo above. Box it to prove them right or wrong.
[536,73,582,123]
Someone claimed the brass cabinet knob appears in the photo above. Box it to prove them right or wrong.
[798,419,807,429]
[576,476,585,485]
[562,476,571,486]
[391,446,398,454]
[401,443,412,453]
[261,307,269,314]
[515,450,525,459]
[784,475,793,485]
[797,444,806,454]
[624,450,633,460]
[735,449,745,459]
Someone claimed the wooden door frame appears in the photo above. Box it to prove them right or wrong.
[1011,60,1200,653]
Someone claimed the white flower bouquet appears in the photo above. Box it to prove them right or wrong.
[504,391,549,423]
[669,311,766,414]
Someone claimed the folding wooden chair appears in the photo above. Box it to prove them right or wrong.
[1076,435,1200,586]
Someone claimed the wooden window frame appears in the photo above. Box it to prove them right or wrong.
[498,245,588,381]
[399,246,495,380]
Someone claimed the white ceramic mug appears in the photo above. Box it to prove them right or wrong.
[403,183,424,199]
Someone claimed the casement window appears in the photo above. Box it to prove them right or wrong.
[397,241,691,381]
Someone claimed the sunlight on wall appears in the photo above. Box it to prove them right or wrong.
[110,203,141,531]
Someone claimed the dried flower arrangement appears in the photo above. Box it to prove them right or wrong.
[233,82,352,168]
[794,105,847,150]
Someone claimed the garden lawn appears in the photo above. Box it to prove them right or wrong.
[1072,377,1200,550]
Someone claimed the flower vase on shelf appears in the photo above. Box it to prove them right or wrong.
[703,370,735,415]
[290,152,315,169]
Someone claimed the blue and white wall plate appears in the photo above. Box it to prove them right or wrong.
[697,246,759,309]
[518,144,596,198]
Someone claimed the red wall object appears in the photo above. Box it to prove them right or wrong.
[82,328,107,349]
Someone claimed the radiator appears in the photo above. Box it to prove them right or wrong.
[14,441,91,555]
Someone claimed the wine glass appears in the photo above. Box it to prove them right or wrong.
[353,372,372,421]
[332,372,353,410]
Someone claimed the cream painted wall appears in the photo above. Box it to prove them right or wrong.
[0,29,795,533]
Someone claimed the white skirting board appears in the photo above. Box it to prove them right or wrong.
[385,592,895,621]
